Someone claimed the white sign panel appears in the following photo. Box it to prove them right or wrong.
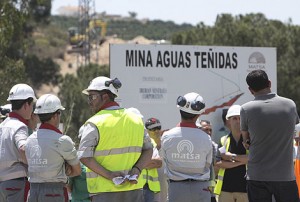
[110,44,276,142]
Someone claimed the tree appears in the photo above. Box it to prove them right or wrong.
[0,58,27,104]
[0,1,29,103]
[59,64,109,144]
[0,0,54,102]
[28,0,51,24]
[128,11,137,19]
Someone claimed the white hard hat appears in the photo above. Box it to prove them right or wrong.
[34,94,65,114]
[226,105,241,120]
[127,107,144,119]
[82,76,121,97]
[177,92,205,115]
[7,84,36,101]
[1,104,12,111]
[0,104,12,118]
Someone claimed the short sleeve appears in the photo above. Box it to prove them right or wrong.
[14,126,28,149]
[240,106,248,132]
[143,132,153,150]
[59,135,79,166]
[78,123,99,159]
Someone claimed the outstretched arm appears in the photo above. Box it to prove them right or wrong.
[215,160,244,169]
[221,152,248,164]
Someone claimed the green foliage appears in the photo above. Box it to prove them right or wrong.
[28,0,52,24]
[107,20,193,40]
[51,16,193,40]
[0,1,27,60]
[171,13,300,110]
[0,1,31,105]
[0,0,57,105]
[24,55,62,88]
[59,64,109,143]
[0,57,27,104]
[28,25,68,59]
[51,15,78,31]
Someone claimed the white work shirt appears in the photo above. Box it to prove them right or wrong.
[0,113,29,181]
[161,123,212,181]
[25,123,79,183]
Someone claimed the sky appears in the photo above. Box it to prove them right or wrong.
[51,0,300,26]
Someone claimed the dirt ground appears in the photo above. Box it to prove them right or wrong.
[36,36,155,96]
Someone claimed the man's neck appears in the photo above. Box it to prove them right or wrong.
[253,88,271,96]
[231,129,241,142]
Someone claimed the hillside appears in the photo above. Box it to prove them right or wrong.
[30,15,194,95]
[51,15,194,40]
[31,15,195,74]
[57,35,156,77]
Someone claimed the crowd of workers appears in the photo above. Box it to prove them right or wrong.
[0,69,299,202]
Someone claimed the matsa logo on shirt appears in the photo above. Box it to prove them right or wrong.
[30,145,42,158]
[177,140,194,153]
[29,145,48,167]
[171,140,201,162]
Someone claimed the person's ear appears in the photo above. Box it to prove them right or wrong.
[24,102,31,111]
[101,93,109,102]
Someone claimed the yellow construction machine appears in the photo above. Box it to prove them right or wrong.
[68,19,107,47]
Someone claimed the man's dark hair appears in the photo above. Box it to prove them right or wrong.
[38,110,60,123]
[11,98,34,110]
[200,120,211,126]
[180,110,197,120]
[246,70,269,92]
[222,108,228,125]
[101,90,116,101]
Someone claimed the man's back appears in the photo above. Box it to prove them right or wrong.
[25,128,77,183]
[241,93,298,181]
[0,116,28,181]
[162,126,212,180]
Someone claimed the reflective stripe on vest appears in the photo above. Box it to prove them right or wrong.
[94,146,142,156]
[85,109,145,193]
[214,135,230,195]
[141,138,160,192]
[143,168,161,193]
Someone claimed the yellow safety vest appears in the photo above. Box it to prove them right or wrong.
[214,135,230,195]
[214,135,248,195]
[142,139,161,193]
[85,109,145,193]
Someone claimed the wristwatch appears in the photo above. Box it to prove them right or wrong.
[231,154,237,162]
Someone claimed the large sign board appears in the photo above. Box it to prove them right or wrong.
[110,44,276,142]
